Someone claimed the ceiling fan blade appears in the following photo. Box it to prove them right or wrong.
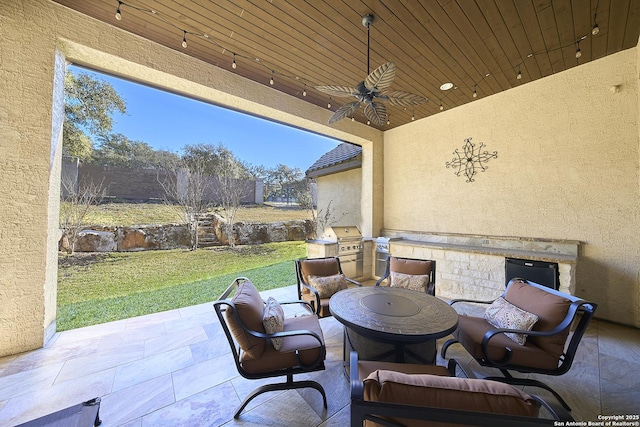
[328,102,361,124]
[364,102,387,126]
[364,62,396,93]
[315,85,360,98]
[383,90,429,106]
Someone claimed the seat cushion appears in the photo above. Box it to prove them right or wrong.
[454,315,560,370]
[390,257,433,276]
[241,314,325,373]
[299,258,340,294]
[505,280,572,359]
[362,370,539,427]
[225,280,266,360]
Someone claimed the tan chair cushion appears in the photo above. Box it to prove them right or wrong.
[484,297,539,345]
[241,314,325,373]
[299,258,340,294]
[363,370,539,427]
[225,280,266,360]
[454,315,560,370]
[505,280,572,358]
[390,257,433,276]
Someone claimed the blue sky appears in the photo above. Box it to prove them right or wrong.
[71,65,340,171]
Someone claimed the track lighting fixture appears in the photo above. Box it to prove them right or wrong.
[592,2,600,35]
[181,31,187,48]
[115,0,122,20]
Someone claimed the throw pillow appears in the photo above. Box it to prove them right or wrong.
[484,297,539,345]
[307,273,348,298]
[390,271,430,292]
[262,297,285,350]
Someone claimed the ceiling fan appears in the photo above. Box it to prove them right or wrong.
[316,14,428,126]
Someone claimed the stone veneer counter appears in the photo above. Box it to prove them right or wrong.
[382,230,579,299]
[393,239,577,264]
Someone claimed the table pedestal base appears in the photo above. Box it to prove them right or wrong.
[345,328,436,365]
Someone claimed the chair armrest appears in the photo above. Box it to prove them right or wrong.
[263,328,324,347]
[374,277,387,286]
[265,327,326,368]
[449,298,495,306]
[532,396,574,422]
[350,351,364,400]
[480,298,593,365]
[298,282,322,314]
[346,277,362,287]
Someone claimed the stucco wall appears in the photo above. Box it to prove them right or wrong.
[0,0,383,356]
[316,168,362,236]
[383,47,640,327]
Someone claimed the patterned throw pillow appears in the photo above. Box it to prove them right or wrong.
[307,274,348,298]
[390,271,430,292]
[484,297,539,345]
[262,297,285,350]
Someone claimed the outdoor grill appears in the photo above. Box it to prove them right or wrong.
[374,236,401,276]
[322,226,363,278]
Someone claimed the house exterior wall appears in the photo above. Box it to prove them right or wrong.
[383,47,640,327]
[0,0,382,357]
[316,168,362,236]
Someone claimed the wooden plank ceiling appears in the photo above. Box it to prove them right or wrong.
[52,0,638,130]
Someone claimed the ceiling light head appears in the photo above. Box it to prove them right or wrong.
[592,24,599,35]
[115,0,122,20]
[440,82,454,91]
[362,14,374,28]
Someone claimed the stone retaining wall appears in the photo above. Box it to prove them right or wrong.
[60,214,314,252]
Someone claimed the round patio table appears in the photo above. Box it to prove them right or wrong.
[329,286,458,363]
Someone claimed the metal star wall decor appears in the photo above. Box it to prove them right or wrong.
[446,138,498,183]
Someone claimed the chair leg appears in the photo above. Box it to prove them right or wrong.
[485,376,572,411]
[234,377,327,418]
[440,338,458,359]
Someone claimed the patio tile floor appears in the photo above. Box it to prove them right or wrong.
[0,284,638,426]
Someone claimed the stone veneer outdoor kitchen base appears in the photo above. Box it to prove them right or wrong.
[381,230,579,302]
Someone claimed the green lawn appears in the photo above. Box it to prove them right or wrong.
[57,241,306,331]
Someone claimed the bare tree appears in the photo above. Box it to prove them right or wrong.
[59,175,105,254]
[213,153,252,248]
[158,158,212,251]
